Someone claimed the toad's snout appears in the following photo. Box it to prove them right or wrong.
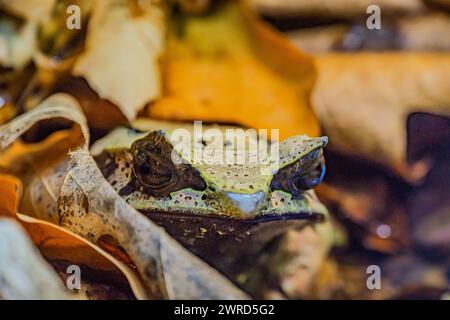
[226,191,265,216]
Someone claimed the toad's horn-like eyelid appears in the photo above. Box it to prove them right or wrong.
[277,135,328,170]
[268,136,328,196]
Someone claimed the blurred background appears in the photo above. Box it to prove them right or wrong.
[0,0,449,299]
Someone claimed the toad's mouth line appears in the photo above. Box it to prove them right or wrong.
[140,209,325,224]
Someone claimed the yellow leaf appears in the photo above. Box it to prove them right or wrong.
[73,0,166,120]
[0,173,147,299]
[0,0,56,22]
[148,1,319,139]
[0,174,21,218]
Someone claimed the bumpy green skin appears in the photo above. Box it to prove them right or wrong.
[91,120,328,219]
[178,133,328,194]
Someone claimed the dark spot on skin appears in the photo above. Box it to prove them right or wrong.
[119,178,140,197]
[94,152,118,179]
[81,194,89,214]
[144,259,160,280]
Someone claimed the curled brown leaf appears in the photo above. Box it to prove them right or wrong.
[312,53,450,181]
[0,93,248,299]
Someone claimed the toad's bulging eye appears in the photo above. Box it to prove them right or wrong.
[130,131,207,197]
[131,133,179,196]
[289,156,326,192]
[133,148,176,190]
[270,149,326,198]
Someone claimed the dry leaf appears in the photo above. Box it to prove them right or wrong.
[148,1,319,139]
[0,174,71,299]
[287,13,450,53]
[58,150,248,299]
[0,218,73,300]
[287,24,350,54]
[0,93,248,299]
[267,221,334,298]
[0,173,146,299]
[374,254,447,299]
[0,0,56,22]
[307,259,370,299]
[248,0,426,18]
[0,126,83,223]
[312,53,450,181]
[427,0,450,11]
[55,78,128,134]
[0,19,37,69]
[0,174,21,218]
[176,0,210,13]
[408,152,450,256]
[73,0,166,120]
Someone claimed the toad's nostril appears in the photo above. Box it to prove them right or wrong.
[226,191,264,215]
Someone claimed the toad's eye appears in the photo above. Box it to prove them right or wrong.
[129,131,207,197]
[270,149,326,198]
[133,148,175,189]
[289,155,326,192]
[130,132,179,196]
